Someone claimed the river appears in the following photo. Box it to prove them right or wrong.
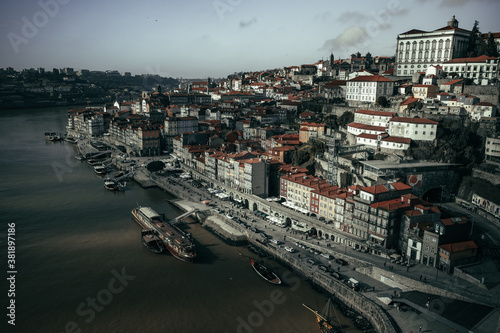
[0,106,362,333]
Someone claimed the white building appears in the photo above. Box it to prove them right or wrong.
[346,75,394,105]
[356,133,411,151]
[353,109,396,127]
[388,117,438,141]
[470,102,497,121]
[442,55,498,85]
[395,16,469,76]
[347,123,387,137]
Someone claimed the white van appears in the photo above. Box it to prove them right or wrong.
[347,278,360,290]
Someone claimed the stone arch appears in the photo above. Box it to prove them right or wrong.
[252,202,258,212]
[244,199,249,209]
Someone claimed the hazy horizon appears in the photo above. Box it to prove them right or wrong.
[1,0,499,78]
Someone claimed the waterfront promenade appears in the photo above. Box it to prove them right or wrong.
[76,139,500,333]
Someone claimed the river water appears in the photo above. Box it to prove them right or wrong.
[0,106,362,333]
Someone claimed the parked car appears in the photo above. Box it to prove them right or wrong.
[318,265,329,272]
[335,258,347,266]
[270,239,281,245]
[284,246,295,253]
[306,258,316,265]
[331,271,342,280]
[320,253,333,260]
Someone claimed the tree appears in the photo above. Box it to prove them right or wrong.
[376,96,390,108]
[146,160,165,172]
[467,21,481,57]
[338,111,354,128]
[324,114,338,130]
[486,33,499,57]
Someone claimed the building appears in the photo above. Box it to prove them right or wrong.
[310,185,345,223]
[299,122,325,143]
[345,75,394,106]
[280,173,327,211]
[347,123,387,137]
[387,117,438,141]
[421,217,471,268]
[353,109,396,127]
[470,102,497,121]
[395,16,470,76]
[164,116,198,152]
[442,55,498,85]
[438,240,478,273]
[485,135,500,164]
[412,84,438,99]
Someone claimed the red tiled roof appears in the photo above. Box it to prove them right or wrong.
[357,133,379,140]
[413,84,436,88]
[381,136,411,144]
[361,182,412,195]
[439,240,478,253]
[444,55,497,64]
[348,75,393,82]
[401,29,428,35]
[400,97,419,106]
[434,25,470,33]
[355,109,395,117]
[347,122,386,131]
[390,117,438,125]
[475,102,495,107]
[441,79,463,85]
[370,197,408,211]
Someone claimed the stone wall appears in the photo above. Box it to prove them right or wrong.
[257,240,399,333]
[471,168,500,185]
[453,265,487,290]
[463,85,499,105]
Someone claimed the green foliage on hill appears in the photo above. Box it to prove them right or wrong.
[458,176,500,204]
[408,118,483,167]
[338,111,354,128]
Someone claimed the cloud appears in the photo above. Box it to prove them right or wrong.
[440,0,494,6]
[337,11,368,24]
[319,26,369,54]
[313,11,335,22]
[239,18,257,29]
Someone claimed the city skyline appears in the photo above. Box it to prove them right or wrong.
[1,0,499,78]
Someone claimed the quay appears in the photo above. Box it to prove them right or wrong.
[75,138,500,333]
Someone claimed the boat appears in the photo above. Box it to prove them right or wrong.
[65,136,78,144]
[94,164,109,175]
[131,206,196,263]
[250,258,281,285]
[141,229,165,254]
[303,299,339,333]
[45,132,61,141]
[104,178,126,191]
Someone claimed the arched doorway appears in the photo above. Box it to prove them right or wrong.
[244,199,249,209]
[252,203,258,212]
[309,227,318,237]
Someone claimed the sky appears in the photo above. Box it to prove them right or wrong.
[1,0,499,78]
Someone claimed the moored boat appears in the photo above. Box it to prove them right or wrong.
[141,229,165,254]
[104,178,126,191]
[94,164,109,175]
[303,299,339,333]
[131,206,196,262]
[45,132,61,141]
[250,258,281,285]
